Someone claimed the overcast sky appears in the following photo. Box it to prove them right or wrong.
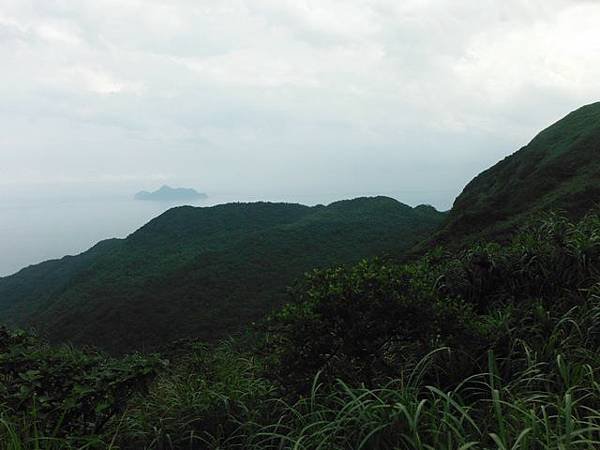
[2,0,600,209]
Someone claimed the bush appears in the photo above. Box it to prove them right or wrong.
[263,213,600,394]
[0,328,163,441]
[264,259,485,392]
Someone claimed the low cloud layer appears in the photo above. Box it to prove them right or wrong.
[2,0,600,209]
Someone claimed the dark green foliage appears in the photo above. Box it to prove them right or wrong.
[434,101,600,247]
[0,239,120,325]
[264,213,600,394]
[115,341,275,449]
[0,328,163,439]
[0,197,445,353]
[434,213,600,310]
[264,259,482,390]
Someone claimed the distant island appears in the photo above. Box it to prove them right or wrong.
[134,185,207,202]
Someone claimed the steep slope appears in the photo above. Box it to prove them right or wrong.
[0,239,120,322]
[0,197,445,352]
[437,102,600,245]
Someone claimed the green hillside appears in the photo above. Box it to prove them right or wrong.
[436,101,600,245]
[0,197,445,353]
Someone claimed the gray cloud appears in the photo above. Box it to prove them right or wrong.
[1,0,600,209]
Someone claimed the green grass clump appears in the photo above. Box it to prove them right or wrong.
[114,340,275,449]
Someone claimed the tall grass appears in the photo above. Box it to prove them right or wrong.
[100,294,600,449]
[236,356,600,449]
[171,288,600,449]
[0,415,106,450]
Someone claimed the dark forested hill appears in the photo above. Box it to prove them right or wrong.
[6,101,598,353]
[435,101,600,245]
[0,197,445,352]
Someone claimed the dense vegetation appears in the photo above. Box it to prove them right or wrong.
[435,101,600,246]
[3,212,600,449]
[0,197,444,353]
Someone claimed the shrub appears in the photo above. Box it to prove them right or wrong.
[0,328,163,440]
[264,259,484,392]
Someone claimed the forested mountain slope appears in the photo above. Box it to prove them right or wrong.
[0,197,445,352]
[436,101,600,245]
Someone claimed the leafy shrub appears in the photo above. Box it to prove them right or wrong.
[0,328,163,439]
[264,259,484,391]
[435,213,600,311]
[263,213,600,394]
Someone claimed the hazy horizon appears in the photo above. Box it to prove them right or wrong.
[0,185,456,277]
[2,0,600,275]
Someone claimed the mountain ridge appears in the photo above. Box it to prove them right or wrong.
[433,101,600,245]
[0,196,445,352]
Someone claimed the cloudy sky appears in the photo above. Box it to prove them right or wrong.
[2,0,600,209]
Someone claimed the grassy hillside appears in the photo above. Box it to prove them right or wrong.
[0,197,445,353]
[436,101,600,245]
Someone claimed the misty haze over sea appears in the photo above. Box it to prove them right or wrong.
[0,186,455,277]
